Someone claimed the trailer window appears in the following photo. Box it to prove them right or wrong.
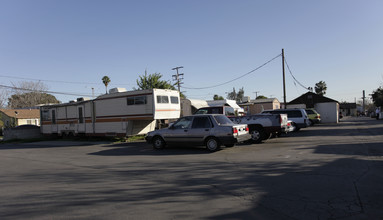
[41,110,50,121]
[170,96,179,104]
[157,95,169,104]
[127,96,147,105]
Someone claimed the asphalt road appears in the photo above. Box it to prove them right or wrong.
[0,117,382,220]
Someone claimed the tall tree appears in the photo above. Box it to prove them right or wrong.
[226,88,236,100]
[237,87,245,102]
[226,87,245,102]
[102,76,111,94]
[256,95,268,100]
[135,71,185,98]
[371,87,383,107]
[213,94,224,100]
[8,92,60,108]
[135,71,175,90]
[315,81,327,96]
[0,88,9,108]
[7,81,60,108]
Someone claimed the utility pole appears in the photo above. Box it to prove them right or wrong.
[172,66,184,92]
[253,91,260,99]
[282,48,287,109]
[362,90,366,114]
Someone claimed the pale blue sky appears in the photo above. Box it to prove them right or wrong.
[1,0,382,103]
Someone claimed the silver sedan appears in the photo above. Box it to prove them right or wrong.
[146,114,251,152]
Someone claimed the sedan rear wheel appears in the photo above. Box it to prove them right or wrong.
[205,137,220,152]
[152,136,165,150]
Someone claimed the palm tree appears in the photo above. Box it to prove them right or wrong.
[315,81,327,96]
[102,76,111,94]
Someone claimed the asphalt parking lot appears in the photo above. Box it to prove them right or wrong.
[1,117,383,220]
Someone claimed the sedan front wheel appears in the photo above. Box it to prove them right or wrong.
[152,136,166,150]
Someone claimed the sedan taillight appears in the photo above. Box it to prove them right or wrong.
[233,127,238,134]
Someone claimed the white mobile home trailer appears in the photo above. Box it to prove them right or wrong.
[40,89,180,137]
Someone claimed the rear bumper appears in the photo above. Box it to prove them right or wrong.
[236,133,252,143]
[311,119,321,124]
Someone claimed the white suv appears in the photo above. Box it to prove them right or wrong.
[262,109,309,131]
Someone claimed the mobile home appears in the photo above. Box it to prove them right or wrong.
[40,88,180,137]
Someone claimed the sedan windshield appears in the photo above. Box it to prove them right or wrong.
[213,115,234,125]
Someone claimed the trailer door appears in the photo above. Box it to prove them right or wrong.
[78,106,85,133]
[51,109,58,133]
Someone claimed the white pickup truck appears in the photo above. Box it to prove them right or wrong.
[230,113,288,143]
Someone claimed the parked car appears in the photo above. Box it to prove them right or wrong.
[145,114,251,152]
[305,109,321,125]
[262,109,309,131]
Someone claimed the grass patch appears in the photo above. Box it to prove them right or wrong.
[126,135,146,142]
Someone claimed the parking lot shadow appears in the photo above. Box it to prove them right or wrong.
[89,142,213,156]
[0,140,112,150]
[301,142,383,157]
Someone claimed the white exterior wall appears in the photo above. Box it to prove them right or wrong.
[17,118,39,126]
[95,96,152,117]
[315,102,339,123]
[153,89,180,119]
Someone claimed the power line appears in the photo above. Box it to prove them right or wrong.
[182,53,282,90]
[0,84,93,97]
[284,58,310,91]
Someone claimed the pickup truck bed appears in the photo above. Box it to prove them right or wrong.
[230,113,288,143]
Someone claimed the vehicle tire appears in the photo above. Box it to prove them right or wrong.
[205,137,221,152]
[288,123,296,132]
[152,136,166,150]
[293,123,300,132]
[309,120,313,126]
[249,127,264,144]
[225,144,235,148]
